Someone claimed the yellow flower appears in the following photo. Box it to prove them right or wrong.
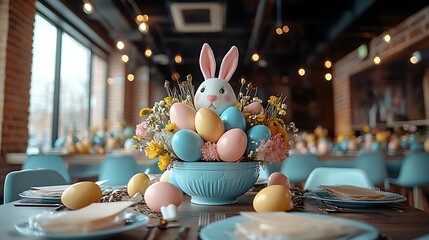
[139,107,152,116]
[145,141,163,159]
[164,97,176,107]
[256,114,265,122]
[268,96,278,105]
[235,102,243,110]
[165,122,175,132]
[158,154,171,171]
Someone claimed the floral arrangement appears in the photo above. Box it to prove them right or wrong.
[133,43,297,170]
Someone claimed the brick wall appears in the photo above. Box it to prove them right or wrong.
[0,0,36,203]
[333,6,429,135]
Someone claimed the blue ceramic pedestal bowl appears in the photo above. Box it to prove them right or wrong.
[172,161,259,205]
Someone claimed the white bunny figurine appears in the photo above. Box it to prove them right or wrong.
[194,43,238,115]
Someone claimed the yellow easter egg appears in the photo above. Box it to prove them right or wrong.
[253,185,291,212]
[127,173,151,197]
[160,169,170,182]
[61,181,102,210]
[195,108,225,142]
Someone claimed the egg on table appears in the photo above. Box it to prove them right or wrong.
[144,182,183,212]
[127,173,152,197]
[253,185,292,212]
[61,181,102,210]
[268,172,291,188]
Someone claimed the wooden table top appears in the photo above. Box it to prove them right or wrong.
[2,191,429,240]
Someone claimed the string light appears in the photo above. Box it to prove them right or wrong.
[251,53,260,62]
[107,77,114,85]
[298,68,305,76]
[138,22,149,33]
[127,74,134,81]
[174,54,182,64]
[144,48,152,57]
[373,55,381,65]
[121,54,129,63]
[325,73,332,81]
[383,34,391,43]
[324,60,332,69]
[410,51,421,64]
[116,41,125,50]
[83,1,94,14]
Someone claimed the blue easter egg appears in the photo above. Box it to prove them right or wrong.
[172,129,204,161]
[220,106,247,131]
[168,169,183,192]
[246,125,271,151]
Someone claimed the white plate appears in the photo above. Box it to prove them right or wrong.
[15,212,149,240]
[305,190,407,208]
[199,212,378,240]
[19,191,62,202]
[254,177,267,186]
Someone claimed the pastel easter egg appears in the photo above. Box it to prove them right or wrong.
[243,102,264,114]
[253,185,292,212]
[268,172,291,188]
[61,182,102,210]
[246,125,271,151]
[220,106,246,131]
[195,108,225,142]
[169,102,196,131]
[216,129,247,162]
[172,129,204,161]
[144,182,183,212]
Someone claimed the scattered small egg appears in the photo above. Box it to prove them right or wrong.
[268,172,291,188]
[144,182,183,212]
[253,185,291,212]
[61,181,102,210]
[127,173,151,197]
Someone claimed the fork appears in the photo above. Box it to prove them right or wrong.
[198,212,211,232]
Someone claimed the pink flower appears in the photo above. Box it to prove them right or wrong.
[201,142,220,161]
[135,122,148,137]
[256,133,289,163]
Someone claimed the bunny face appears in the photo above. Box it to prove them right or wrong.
[194,43,239,115]
[194,78,237,115]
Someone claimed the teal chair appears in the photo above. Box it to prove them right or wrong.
[280,154,320,183]
[22,154,71,183]
[140,158,163,174]
[259,162,282,180]
[68,164,100,180]
[303,167,374,190]
[98,155,140,186]
[355,151,388,187]
[390,152,429,211]
[3,169,68,204]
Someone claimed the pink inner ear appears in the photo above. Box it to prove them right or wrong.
[200,43,216,80]
[218,46,239,81]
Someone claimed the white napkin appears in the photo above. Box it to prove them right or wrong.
[236,212,361,240]
[319,185,394,200]
[35,201,134,233]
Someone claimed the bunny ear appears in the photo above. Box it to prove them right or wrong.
[199,43,216,80]
[218,46,238,81]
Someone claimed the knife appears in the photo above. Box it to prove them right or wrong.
[176,226,190,240]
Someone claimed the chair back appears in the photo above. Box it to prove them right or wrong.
[355,151,387,186]
[303,167,374,190]
[22,154,71,183]
[393,152,429,187]
[3,169,68,203]
[140,158,164,174]
[280,154,319,182]
[98,155,139,185]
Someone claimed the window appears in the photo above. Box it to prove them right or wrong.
[29,14,107,150]
[28,14,57,150]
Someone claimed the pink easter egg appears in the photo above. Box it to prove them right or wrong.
[144,182,183,212]
[243,102,264,114]
[216,129,247,162]
[268,172,291,188]
[169,103,196,131]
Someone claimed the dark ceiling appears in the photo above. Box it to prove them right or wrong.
[43,0,428,84]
